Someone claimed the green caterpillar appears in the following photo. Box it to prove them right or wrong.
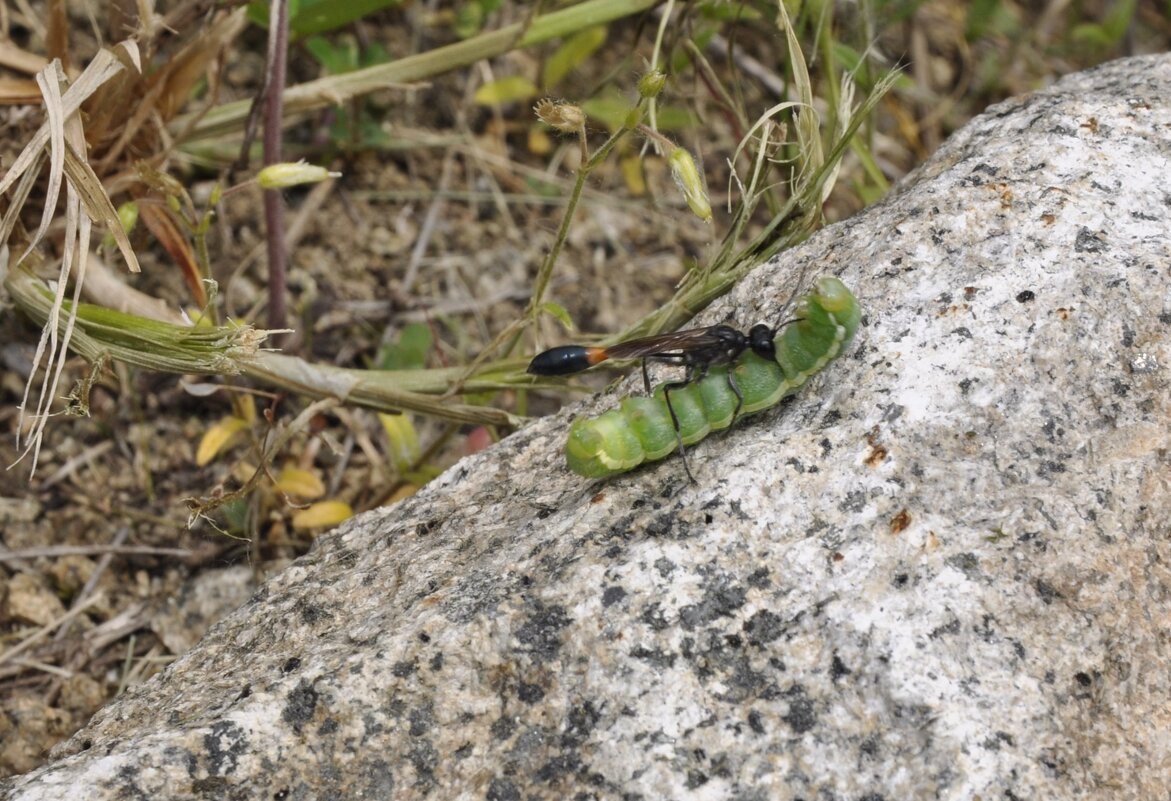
[561,276,860,478]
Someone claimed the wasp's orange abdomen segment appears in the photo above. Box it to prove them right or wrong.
[527,346,609,376]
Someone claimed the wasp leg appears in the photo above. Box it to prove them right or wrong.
[662,364,702,483]
[726,366,745,424]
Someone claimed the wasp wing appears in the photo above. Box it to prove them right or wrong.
[600,326,729,360]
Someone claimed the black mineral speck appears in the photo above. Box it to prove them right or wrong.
[297,601,330,625]
[601,585,627,607]
[743,609,785,645]
[746,567,771,588]
[516,603,572,662]
[945,552,980,578]
[747,710,765,734]
[564,700,601,746]
[629,645,676,668]
[679,580,747,628]
[782,688,817,733]
[204,720,247,776]
[535,753,583,782]
[489,715,516,741]
[281,657,301,674]
[830,654,851,680]
[1034,579,1062,604]
[839,489,867,513]
[1016,290,1035,303]
[487,777,521,801]
[518,682,545,704]
[282,681,319,732]
[1074,671,1093,687]
[392,660,416,677]
[641,602,670,630]
[408,739,438,782]
[408,704,434,737]
[1074,227,1107,252]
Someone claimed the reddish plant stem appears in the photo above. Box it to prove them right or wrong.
[264,0,290,333]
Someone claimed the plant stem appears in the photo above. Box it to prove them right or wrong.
[264,0,290,333]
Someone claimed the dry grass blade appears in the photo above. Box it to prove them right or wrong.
[91,9,246,173]
[2,44,152,474]
[0,77,42,104]
[0,44,140,273]
[0,39,49,74]
[15,60,77,475]
[776,0,824,204]
[25,60,67,265]
[62,143,137,270]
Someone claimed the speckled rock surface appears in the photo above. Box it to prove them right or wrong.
[5,54,1170,801]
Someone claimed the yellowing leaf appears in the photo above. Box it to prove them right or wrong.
[379,413,420,472]
[196,416,249,466]
[292,500,353,531]
[620,155,646,196]
[386,484,419,504]
[275,467,325,500]
[528,125,552,155]
[474,75,539,106]
[232,461,257,485]
[235,393,257,423]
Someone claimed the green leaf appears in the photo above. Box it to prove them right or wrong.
[653,105,697,132]
[248,0,401,37]
[698,1,763,22]
[304,35,359,74]
[377,322,433,370]
[540,301,574,330]
[542,25,607,90]
[580,91,630,131]
[474,76,540,105]
[1070,0,1136,49]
